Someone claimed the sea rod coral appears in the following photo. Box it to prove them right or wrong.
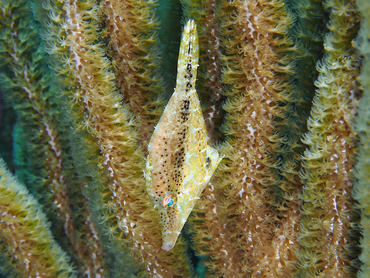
[0,0,368,277]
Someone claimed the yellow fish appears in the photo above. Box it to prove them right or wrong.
[145,19,222,251]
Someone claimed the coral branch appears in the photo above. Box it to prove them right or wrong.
[298,0,360,276]
[0,1,105,275]
[188,0,303,276]
[354,0,370,276]
[0,158,76,277]
[103,0,166,149]
[34,0,195,276]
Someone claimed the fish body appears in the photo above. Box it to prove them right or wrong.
[145,19,222,251]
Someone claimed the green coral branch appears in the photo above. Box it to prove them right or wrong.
[354,0,370,276]
[0,158,76,277]
[298,0,360,276]
[272,0,327,211]
[0,1,105,275]
[287,0,327,108]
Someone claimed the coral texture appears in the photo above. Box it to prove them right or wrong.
[0,0,367,277]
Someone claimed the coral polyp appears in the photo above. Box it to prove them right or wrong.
[0,0,368,277]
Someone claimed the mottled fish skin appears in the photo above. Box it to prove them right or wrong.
[145,19,222,251]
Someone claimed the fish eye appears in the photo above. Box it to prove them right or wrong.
[161,194,177,210]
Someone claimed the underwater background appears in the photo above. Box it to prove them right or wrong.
[0,0,370,277]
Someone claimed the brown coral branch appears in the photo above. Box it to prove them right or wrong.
[185,0,303,276]
[103,0,166,149]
